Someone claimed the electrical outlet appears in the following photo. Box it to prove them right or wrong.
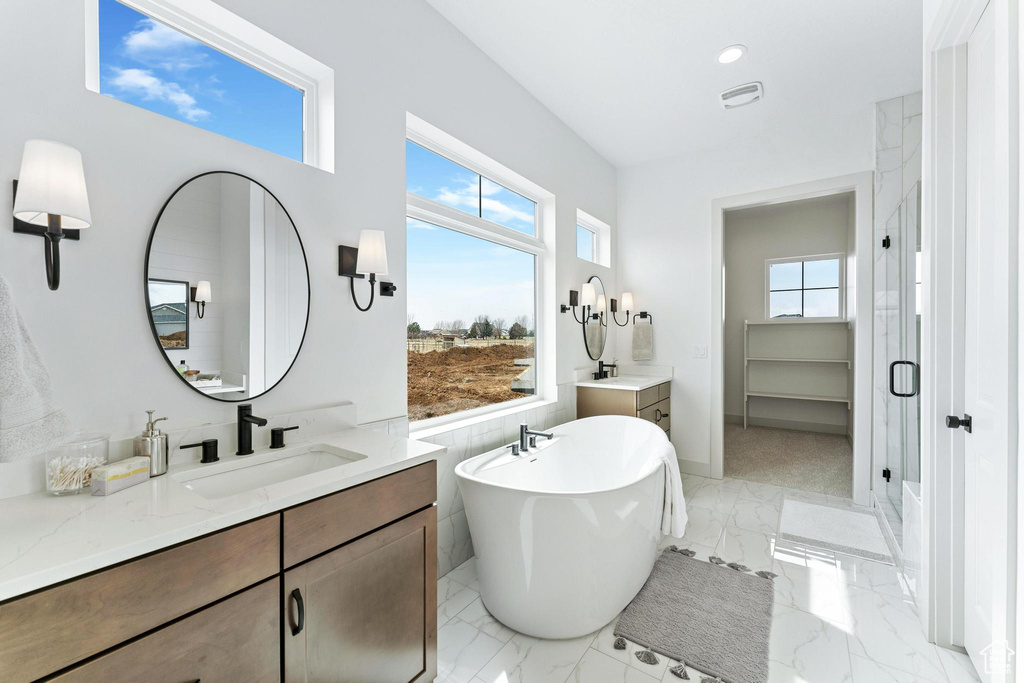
[693,345,707,358]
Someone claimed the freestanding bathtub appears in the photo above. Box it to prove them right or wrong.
[455,415,670,638]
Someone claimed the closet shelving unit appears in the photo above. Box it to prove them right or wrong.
[743,319,851,428]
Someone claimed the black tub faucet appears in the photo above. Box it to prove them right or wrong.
[237,404,268,455]
[520,423,554,452]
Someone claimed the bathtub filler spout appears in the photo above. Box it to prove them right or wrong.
[519,423,553,451]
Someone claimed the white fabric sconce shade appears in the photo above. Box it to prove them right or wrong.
[581,282,596,308]
[356,229,389,277]
[13,140,92,229]
[194,281,212,303]
[597,294,606,312]
[621,292,634,311]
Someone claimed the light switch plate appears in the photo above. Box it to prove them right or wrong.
[693,345,708,358]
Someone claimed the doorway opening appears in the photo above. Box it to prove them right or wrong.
[722,194,856,498]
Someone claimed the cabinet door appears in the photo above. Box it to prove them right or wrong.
[52,579,279,683]
[285,507,437,683]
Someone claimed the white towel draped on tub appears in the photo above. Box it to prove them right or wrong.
[657,438,688,537]
[0,274,70,462]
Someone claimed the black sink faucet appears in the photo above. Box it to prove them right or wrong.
[236,404,268,455]
[593,360,610,380]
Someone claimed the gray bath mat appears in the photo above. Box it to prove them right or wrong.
[778,499,893,564]
[615,550,773,683]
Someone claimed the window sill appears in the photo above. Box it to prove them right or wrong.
[409,397,557,441]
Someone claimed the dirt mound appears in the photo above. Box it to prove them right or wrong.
[408,343,534,421]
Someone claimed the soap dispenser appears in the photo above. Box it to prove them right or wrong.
[134,410,169,477]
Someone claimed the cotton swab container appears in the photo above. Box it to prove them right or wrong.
[44,432,110,496]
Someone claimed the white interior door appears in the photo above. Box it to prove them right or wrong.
[963,3,1013,679]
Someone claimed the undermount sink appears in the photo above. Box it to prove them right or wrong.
[172,444,367,499]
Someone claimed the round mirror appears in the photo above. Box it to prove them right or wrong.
[583,275,607,360]
[144,172,309,401]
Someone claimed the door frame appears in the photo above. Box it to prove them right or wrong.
[710,172,874,506]
[923,0,1020,657]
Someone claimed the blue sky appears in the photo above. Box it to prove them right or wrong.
[406,142,538,331]
[98,0,303,161]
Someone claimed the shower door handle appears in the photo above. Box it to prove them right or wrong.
[889,360,919,398]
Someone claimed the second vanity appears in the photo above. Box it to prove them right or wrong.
[576,375,672,436]
[0,415,443,683]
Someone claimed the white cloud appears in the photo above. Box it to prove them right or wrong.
[123,18,207,71]
[481,197,534,225]
[109,68,210,121]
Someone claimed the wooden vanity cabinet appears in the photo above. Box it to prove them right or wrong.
[0,461,438,683]
[577,381,671,436]
[284,506,438,683]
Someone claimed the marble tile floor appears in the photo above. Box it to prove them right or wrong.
[435,474,980,683]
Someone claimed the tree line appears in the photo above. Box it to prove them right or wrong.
[407,313,534,339]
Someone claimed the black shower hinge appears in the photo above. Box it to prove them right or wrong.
[882,236,891,249]
[882,467,891,482]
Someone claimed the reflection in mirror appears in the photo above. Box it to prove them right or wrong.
[145,172,309,401]
[583,275,607,360]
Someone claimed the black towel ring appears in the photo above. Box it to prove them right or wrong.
[632,311,653,324]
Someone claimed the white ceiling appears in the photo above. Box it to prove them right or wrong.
[425,0,922,167]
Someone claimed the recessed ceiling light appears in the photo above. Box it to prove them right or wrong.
[717,45,746,64]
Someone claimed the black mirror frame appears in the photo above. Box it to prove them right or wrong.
[143,171,311,403]
[583,274,607,361]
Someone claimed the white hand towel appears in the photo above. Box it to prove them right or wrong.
[632,318,653,361]
[658,438,688,537]
[0,275,70,462]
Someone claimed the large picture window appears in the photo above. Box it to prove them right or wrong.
[766,254,845,319]
[406,126,549,425]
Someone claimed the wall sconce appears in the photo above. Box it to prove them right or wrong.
[190,280,211,319]
[561,282,599,325]
[339,229,397,312]
[11,140,92,291]
[610,292,633,326]
[596,294,607,327]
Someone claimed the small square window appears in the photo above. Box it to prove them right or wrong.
[577,225,596,262]
[766,256,844,319]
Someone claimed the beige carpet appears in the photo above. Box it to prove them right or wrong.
[724,424,852,497]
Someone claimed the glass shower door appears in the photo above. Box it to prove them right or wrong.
[884,182,922,515]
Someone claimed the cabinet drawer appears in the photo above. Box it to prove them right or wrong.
[658,381,671,402]
[283,461,437,567]
[0,515,279,682]
[639,398,671,433]
[52,579,280,683]
[637,385,660,410]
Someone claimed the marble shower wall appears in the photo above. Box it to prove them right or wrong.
[366,382,578,577]
[871,92,921,562]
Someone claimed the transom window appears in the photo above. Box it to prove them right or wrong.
[406,140,537,236]
[766,254,845,319]
[89,0,335,170]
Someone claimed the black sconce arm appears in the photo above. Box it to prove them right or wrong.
[351,273,377,312]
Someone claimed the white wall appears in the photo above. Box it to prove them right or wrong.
[0,0,615,444]
[723,194,854,432]
[615,113,873,472]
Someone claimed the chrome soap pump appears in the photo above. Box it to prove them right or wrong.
[134,410,169,477]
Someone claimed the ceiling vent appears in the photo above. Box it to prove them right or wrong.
[719,82,764,109]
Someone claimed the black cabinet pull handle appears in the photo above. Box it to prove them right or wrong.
[290,588,305,636]
[946,414,973,434]
[654,409,663,422]
[889,360,919,397]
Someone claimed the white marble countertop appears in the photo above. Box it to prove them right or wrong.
[574,375,672,391]
[0,427,443,602]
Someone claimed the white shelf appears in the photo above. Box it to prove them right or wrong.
[747,357,851,368]
[745,390,850,406]
[198,383,246,395]
[746,319,850,327]
[743,320,851,428]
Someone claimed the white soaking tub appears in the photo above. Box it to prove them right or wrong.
[455,415,670,638]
